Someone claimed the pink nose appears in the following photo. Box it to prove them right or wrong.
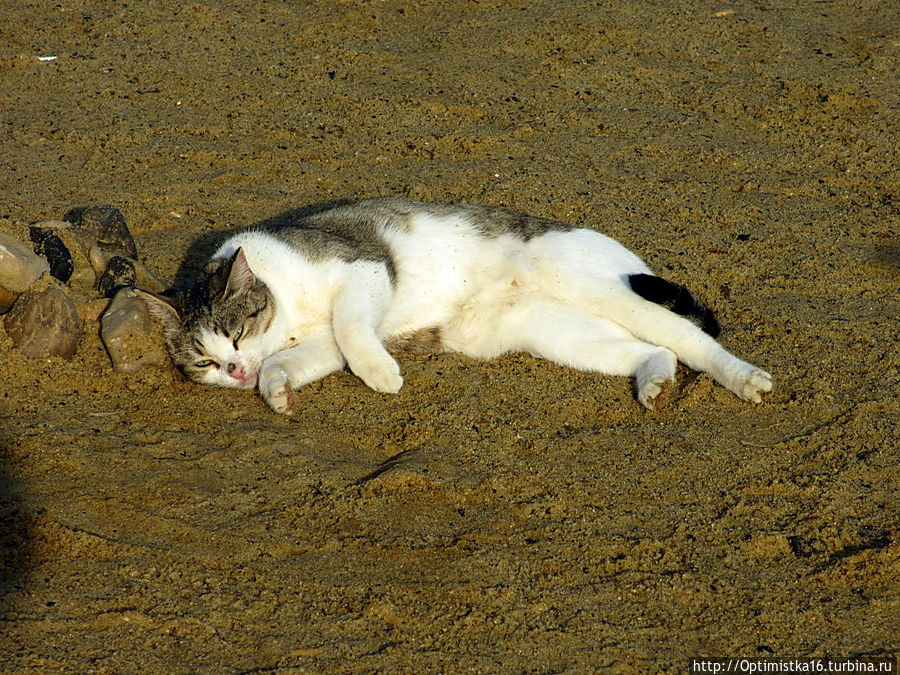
[227,362,246,380]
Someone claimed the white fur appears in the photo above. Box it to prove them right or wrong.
[204,212,772,413]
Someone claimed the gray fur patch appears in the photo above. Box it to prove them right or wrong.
[261,199,572,280]
[383,325,444,354]
[451,203,573,240]
[262,200,402,280]
[346,198,572,240]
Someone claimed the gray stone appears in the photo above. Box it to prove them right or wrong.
[0,232,50,312]
[4,287,82,359]
[100,288,168,374]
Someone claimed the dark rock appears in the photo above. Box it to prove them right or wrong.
[29,227,74,283]
[64,205,138,260]
[29,221,97,290]
[98,256,137,298]
[4,287,83,359]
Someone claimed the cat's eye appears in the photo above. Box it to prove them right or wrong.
[232,325,244,348]
[194,359,218,369]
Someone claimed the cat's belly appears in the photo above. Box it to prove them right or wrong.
[439,280,543,359]
[379,223,534,346]
[378,274,535,359]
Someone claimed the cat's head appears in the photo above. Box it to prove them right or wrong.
[136,248,276,390]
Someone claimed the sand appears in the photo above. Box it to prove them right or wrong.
[1,1,897,672]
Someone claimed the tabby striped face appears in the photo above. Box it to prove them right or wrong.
[180,288,274,389]
[138,248,276,390]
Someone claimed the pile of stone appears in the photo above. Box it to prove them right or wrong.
[1,205,171,373]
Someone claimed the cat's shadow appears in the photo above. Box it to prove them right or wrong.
[169,200,352,290]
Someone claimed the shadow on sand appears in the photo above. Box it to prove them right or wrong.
[0,438,31,608]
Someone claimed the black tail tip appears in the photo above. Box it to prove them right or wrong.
[628,273,721,338]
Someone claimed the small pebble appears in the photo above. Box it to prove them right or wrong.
[98,256,137,298]
[4,286,82,359]
[29,227,74,283]
[0,232,50,313]
[100,288,168,374]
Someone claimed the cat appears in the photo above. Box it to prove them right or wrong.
[136,198,772,414]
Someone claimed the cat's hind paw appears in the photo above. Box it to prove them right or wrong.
[260,366,295,414]
[636,350,677,410]
[638,376,673,411]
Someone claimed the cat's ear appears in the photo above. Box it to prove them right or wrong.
[132,288,182,329]
[222,248,256,299]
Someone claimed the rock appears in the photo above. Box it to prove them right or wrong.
[29,227,74,283]
[29,220,96,290]
[100,288,168,374]
[0,232,50,312]
[89,247,168,293]
[0,287,18,313]
[4,287,82,359]
[64,204,138,260]
[98,256,137,298]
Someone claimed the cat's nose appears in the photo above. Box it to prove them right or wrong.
[227,362,245,379]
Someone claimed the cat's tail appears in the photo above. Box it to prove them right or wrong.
[627,273,721,338]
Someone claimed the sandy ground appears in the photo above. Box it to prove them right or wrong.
[1,1,897,672]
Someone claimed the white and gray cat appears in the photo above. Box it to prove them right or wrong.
[137,198,772,414]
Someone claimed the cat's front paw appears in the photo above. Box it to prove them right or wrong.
[736,368,773,403]
[259,365,295,414]
[353,356,403,394]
